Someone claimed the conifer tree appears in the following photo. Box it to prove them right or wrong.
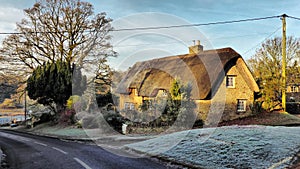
[27,62,86,116]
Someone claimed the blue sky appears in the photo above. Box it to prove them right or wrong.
[1,0,300,70]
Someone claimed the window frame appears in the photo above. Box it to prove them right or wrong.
[226,75,236,88]
[162,90,168,97]
[237,99,247,112]
[124,102,135,110]
[291,86,298,93]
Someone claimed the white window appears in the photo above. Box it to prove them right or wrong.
[124,102,135,110]
[226,75,236,88]
[162,90,168,97]
[124,103,130,110]
[130,103,135,110]
[291,86,298,93]
[237,99,247,112]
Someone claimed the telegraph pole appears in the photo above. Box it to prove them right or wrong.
[281,14,287,112]
[24,88,27,123]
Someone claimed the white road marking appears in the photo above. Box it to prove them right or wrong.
[21,139,30,142]
[52,147,68,154]
[34,141,48,147]
[74,157,92,169]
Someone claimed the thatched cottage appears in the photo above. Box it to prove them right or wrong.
[117,41,259,122]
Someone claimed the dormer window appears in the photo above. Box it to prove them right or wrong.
[226,75,236,88]
[162,90,168,97]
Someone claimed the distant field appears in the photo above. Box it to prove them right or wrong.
[0,109,24,116]
[0,109,25,125]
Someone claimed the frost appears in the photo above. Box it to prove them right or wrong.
[125,125,300,169]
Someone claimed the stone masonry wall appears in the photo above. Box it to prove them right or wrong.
[197,65,255,124]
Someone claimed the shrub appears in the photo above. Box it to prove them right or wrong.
[102,110,127,133]
[250,101,264,114]
[66,95,81,109]
[59,109,76,125]
[96,92,115,108]
[193,119,204,128]
[287,102,300,114]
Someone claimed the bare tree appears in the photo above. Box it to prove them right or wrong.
[248,36,300,110]
[1,0,116,71]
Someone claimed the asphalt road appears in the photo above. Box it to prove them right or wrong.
[0,130,171,169]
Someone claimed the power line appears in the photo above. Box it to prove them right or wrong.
[243,26,282,55]
[0,15,283,35]
[287,15,300,21]
[114,32,282,48]
[113,15,282,31]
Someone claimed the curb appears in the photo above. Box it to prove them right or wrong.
[122,146,200,169]
[0,128,94,143]
[0,127,155,143]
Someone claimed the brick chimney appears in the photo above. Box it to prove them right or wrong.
[189,40,203,54]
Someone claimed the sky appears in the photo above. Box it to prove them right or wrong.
[1,0,300,70]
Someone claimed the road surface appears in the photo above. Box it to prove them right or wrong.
[0,130,171,169]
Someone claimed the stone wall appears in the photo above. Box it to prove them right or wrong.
[223,65,255,121]
[119,89,143,110]
[196,65,255,125]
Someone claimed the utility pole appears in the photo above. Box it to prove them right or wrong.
[281,14,287,112]
[24,89,27,122]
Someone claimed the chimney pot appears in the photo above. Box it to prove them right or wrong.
[189,40,203,54]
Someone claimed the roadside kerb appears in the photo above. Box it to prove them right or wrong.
[0,127,155,143]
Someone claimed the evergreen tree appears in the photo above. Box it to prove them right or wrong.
[27,61,86,117]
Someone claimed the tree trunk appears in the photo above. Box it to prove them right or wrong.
[53,103,65,123]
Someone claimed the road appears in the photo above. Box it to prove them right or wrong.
[0,130,171,169]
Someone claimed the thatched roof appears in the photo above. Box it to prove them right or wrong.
[117,47,259,100]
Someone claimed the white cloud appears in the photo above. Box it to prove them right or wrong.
[0,7,24,24]
[0,7,25,44]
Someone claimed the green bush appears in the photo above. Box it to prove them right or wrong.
[59,109,76,125]
[66,95,81,109]
[102,110,127,133]
[96,92,115,108]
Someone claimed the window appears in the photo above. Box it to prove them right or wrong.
[291,86,298,93]
[237,99,247,112]
[130,103,135,110]
[162,90,168,97]
[124,102,135,110]
[226,75,236,88]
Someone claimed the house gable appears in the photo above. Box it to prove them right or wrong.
[202,64,257,123]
